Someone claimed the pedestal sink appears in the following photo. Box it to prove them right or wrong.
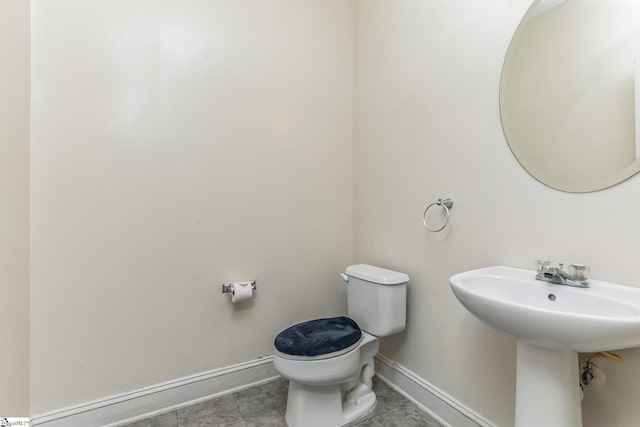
[450,266,640,427]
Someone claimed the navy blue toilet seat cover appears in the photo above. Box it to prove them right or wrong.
[274,316,362,357]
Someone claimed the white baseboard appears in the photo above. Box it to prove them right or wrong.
[374,354,499,427]
[31,356,278,427]
[31,353,498,427]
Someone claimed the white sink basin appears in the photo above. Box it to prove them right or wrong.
[450,266,640,427]
[450,265,640,352]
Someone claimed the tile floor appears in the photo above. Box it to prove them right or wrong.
[122,377,445,427]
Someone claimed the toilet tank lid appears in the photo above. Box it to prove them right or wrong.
[345,264,409,285]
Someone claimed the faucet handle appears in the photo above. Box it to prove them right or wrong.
[535,259,551,272]
[568,264,590,281]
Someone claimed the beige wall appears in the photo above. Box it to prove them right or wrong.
[30,0,354,415]
[355,1,640,426]
[27,1,640,425]
[0,0,30,417]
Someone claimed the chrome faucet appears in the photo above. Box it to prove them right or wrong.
[535,261,590,288]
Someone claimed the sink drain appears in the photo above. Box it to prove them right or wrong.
[548,293,556,301]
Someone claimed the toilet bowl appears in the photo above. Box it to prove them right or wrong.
[273,264,409,427]
[274,332,379,427]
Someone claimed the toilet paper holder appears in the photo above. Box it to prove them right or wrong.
[221,280,257,294]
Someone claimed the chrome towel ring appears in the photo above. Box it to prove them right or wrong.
[422,198,454,232]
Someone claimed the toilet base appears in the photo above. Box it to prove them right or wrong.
[284,381,376,427]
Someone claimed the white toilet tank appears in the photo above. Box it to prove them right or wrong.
[345,264,408,337]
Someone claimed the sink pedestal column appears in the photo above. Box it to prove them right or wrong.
[515,342,582,427]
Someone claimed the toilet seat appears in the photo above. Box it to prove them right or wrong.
[274,316,363,360]
[275,337,363,361]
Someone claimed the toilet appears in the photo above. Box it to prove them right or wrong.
[273,264,408,427]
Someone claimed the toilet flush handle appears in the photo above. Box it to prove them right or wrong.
[340,273,349,283]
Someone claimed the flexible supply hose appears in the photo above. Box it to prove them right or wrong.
[587,351,623,364]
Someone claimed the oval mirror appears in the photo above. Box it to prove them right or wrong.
[501,0,640,192]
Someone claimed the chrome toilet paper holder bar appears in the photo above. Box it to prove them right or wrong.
[222,280,257,294]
